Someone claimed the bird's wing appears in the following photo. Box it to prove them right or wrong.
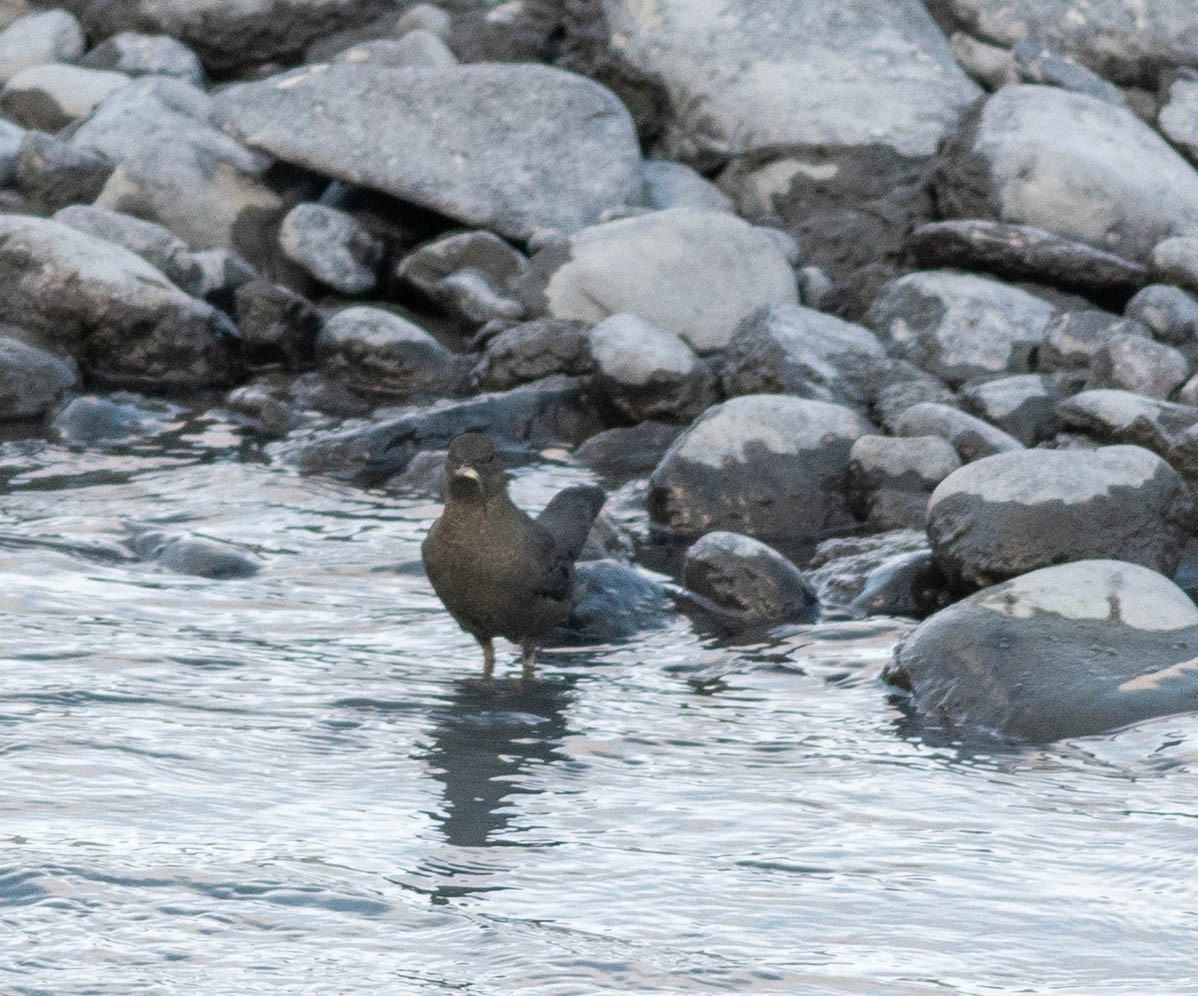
[536,485,606,562]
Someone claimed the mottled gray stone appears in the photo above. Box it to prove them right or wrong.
[949,32,1017,90]
[1056,389,1198,455]
[0,331,76,419]
[1086,334,1189,399]
[0,9,83,84]
[472,319,592,392]
[1125,284,1198,363]
[892,402,1024,463]
[1011,39,1127,105]
[15,129,112,212]
[870,360,958,432]
[1038,309,1151,373]
[847,434,961,531]
[0,116,21,185]
[1159,80,1198,162]
[397,231,529,325]
[642,160,733,213]
[885,560,1198,742]
[334,31,456,69]
[233,279,321,369]
[1150,236,1198,296]
[574,422,682,484]
[279,203,381,295]
[213,62,642,241]
[0,63,130,131]
[80,31,206,84]
[959,374,1061,446]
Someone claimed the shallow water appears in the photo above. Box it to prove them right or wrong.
[1,416,1197,994]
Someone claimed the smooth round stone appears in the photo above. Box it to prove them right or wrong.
[0,333,77,420]
[847,434,961,530]
[892,402,1023,462]
[279,203,382,295]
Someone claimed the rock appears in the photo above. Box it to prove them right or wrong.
[1038,309,1152,373]
[315,306,467,400]
[1124,284,1198,363]
[892,402,1024,462]
[0,331,77,419]
[1159,80,1198,163]
[0,116,22,185]
[560,559,668,642]
[1150,236,1198,296]
[526,208,797,352]
[934,85,1198,261]
[642,160,733,214]
[798,266,834,309]
[682,531,817,629]
[64,0,393,77]
[396,230,529,325]
[389,447,447,495]
[0,63,130,132]
[867,270,1055,387]
[943,0,1198,87]
[278,203,382,295]
[1086,334,1190,399]
[212,62,642,241]
[396,4,451,41]
[50,393,177,446]
[69,76,282,256]
[334,31,456,69]
[471,318,592,391]
[1056,389,1198,455]
[906,221,1148,300]
[53,204,205,296]
[182,248,257,310]
[233,279,321,369]
[884,559,1198,741]
[574,422,682,484]
[646,394,873,543]
[0,214,240,389]
[130,530,261,579]
[587,313,715,423]
[79,31,206,84]
[928,446,1195,588]
[870,361,958,432]
[847,434,961,531]
[959,374,1061,446]
[847,549,950,620]
[720,304,888,410]
[807,529,939,617]
[1166,424,1198,496]
[573,0,978,161]
[0,9,84,84]
[286,371,369,419]
[1010,39,1128,105]
[15,130,112,212]
[949,32,1017,90]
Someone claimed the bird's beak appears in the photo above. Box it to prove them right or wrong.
[453,467,481,483]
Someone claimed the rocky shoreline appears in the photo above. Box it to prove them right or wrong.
[5,0,1198,742]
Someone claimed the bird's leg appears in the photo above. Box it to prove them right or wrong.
[520,640,537,684]
[479,637,495,683]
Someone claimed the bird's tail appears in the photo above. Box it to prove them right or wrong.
[536,485,606,561]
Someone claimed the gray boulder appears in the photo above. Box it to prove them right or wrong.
[647,394,873,542]
[0,63,130,131]
[884,559,1198,741]
[1038,309,1151,373]
[562,560,669,642]
[847,434,961,531]
[0,117,21,185]
[807,530,942,618]
[574,422,682,484]
[587,313,715,423]
[1010,38,1128,105]
[892,402,1024,462]
[1124,284,1198,363]
[721,304,888,410]
[934,85,1198,261]
[1159,80,1198,163]
[1086,334,1189,399]
[526,208,797,352]
[278,203,382,295]
[50,393,177,447]
[0,332,77,419]
[125,527,260,579]
[642,160,733,214]
[682,531,817,629]
[0,214,239,389]
[212,62,642,241]
[0,9,84,83]
[870,360,958,432]
[15,130,112,212]
[867,270,1055,387]
[333,31,456,70]
[1150,236,1198,296]
[316,306,466,400]
[80,31,206,84]
[233,279,321,369]
[397,231,530,325]
[471,319,593,392]
[959,375,1061,446]
[1057,388,1198,455]
[927,446,1195,587]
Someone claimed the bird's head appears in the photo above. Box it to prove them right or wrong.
[445,432,506,503]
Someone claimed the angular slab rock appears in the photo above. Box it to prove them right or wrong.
[893,402,1024,463]
[959,374,1061,446]
[15,129,112,212]
[1056,389,1198,455]
[927,445,1196,588]
[0,214,239,389]
[647,394,873,543]
[934,85,1198,261]
[867,270,1055,387]
[1038,309,1151,373]
[579,0,978,160]
[884,560,1198,742]
[527,208,797,352]
[213,62,642,241]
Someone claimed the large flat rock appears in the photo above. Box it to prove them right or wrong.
[213,62,643,240]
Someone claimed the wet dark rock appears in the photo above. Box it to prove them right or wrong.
[126,528,260,580]
[807,530,936,617]
[213,62,642,241]
[884,559,1198,742]
[681,531,817,629]
[647,394,873,544]
[278,203,382,296]
[587,313,715,424]
[389,447,447,495]
[1149,236,1198,297]
[15,130,113,212]
[233,279,321,369]
[642,160,733,213]
[1086,334,1189,400]
[0,64,130,132]
[315,306,468,401]
[933,85,1198,261]
[847,434,961,531]
[0,117,21,185]
[50,393,176,446]
[397,230,530,325]
[0,9,83,83]
[1124,284,1198,364]
[892,402,1023,462]
[187,248,257,311]
[53,204,205,296]
[80,31,206,84]
[525,208,797,352]
[69,76,281,255]
[286,371,370,418]
[573,422,682,484]
[721,304,887,410]
[223,381,305,437]
[1010,39,1127,105]
[1056,389,1198,455]
[846,550,950,620]
[560,559,668,642]
[472,319,592,392]
[0,214,240,389]
[867,270,1055,387]
[959,375,1062,446]
[927,445,1195,588]
[0,331,77,420]
[1037,309,1151,373]
[906,221,1147,300]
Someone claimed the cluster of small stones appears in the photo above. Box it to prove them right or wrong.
[8,0,1198,740]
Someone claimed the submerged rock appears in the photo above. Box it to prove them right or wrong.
[559,559,668,642]
[0,332,77,420]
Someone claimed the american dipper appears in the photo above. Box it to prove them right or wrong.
[421,433,605,682]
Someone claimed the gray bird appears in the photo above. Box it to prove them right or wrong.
[421,433,605,682]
